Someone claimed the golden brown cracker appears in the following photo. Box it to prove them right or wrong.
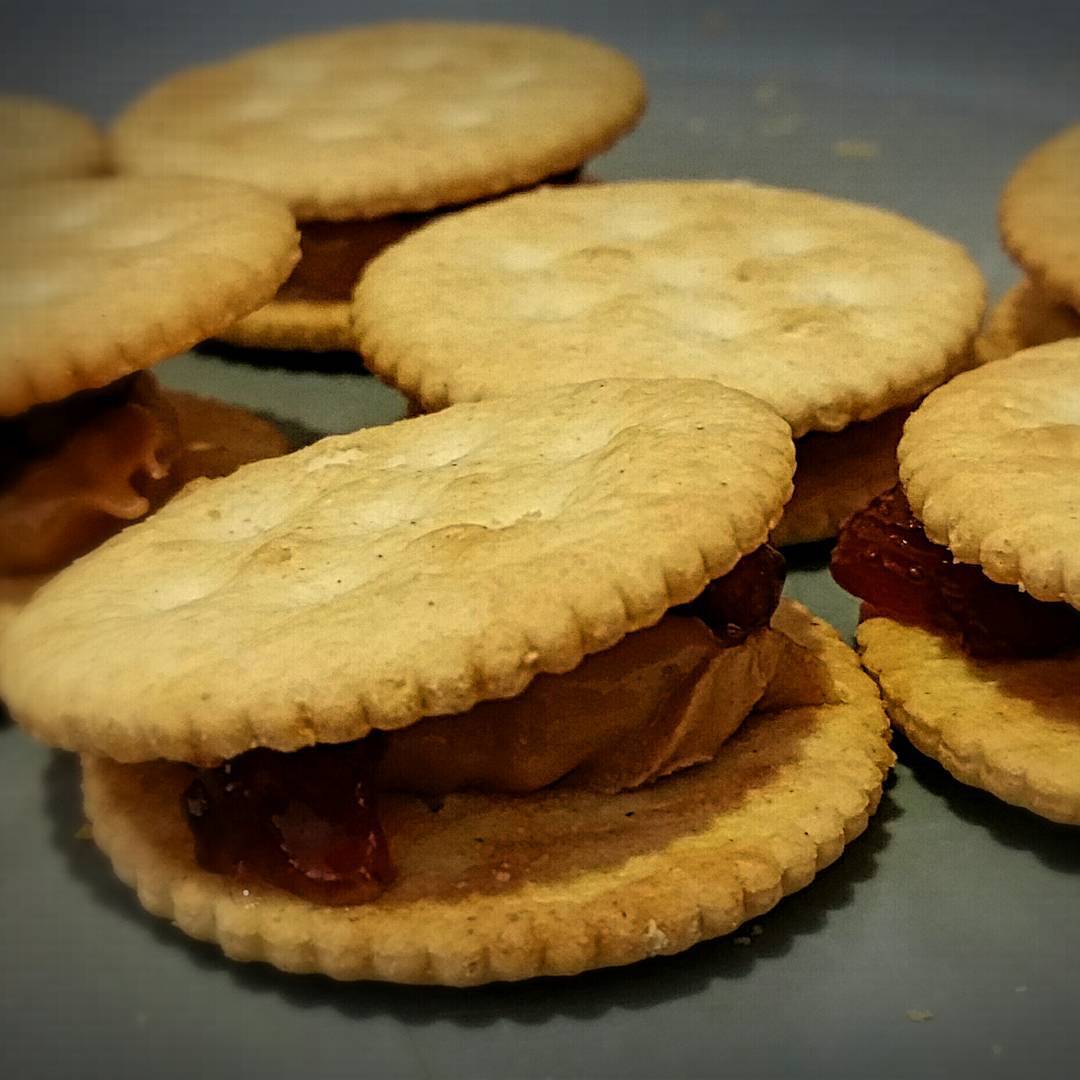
[0,95,105,183]
[974,279,1080,364]
[354,180,985,437]
[112,23,645,221]
[1000,125,1080,311]
[0,176,299,416]
[81,601,894,985]
[900,340,1080,607]
[1,380,794,763]
[859,615,1080,825]
[772,408,907,546]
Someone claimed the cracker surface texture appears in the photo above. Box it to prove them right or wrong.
[772,408,906,547]
[0,96,105,182]
[899,340,1080,607]
[975,279,1080,364]
[1000,125,1080,311]
[1,379,794,762]
[859,617,1080,825]
[0,177,299,415]
[81,600,894,985]
[112,22,645,221]
[354,180,984,437]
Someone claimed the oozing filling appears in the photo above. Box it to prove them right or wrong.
[831,484,1080,658]
[277,168,585,304]
[0,373,183,576]
[184,545,806,905]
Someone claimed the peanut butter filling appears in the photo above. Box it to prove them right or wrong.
[0,373,182,575]
[379,618,830,795]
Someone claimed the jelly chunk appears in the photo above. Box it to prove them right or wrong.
[673,544,786,646]
[184,737,394,906]
[832,485,1080,658]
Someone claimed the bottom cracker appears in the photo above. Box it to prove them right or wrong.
[81,601,893,986]
[771,409,907,547]
[215,296,353,353]
[858,616,1080,825]
[975,278,1080,364]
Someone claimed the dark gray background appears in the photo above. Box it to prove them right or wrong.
[2,3,1079,1078]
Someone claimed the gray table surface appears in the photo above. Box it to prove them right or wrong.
[2,3,1079,1078]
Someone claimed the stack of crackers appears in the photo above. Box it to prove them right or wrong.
[0,21,1076,988]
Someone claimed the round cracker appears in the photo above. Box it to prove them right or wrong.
[859,616,1080,825]
[899,340,1080,608]
[354,180,985,437]
[0,95,105,183]
[111,23,645,222]
[0,390,288,644]
[0,177,299,416]
[1000,125,1080,311]
[772,408,907,547]
[974,279,1080,364]
[80,600,894,986]
[0,379,794,763]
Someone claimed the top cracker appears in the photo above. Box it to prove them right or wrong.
[899,339,1080,610]
[111,22,646,222]
[0,379,792,764]
[0,176,298,416]
[1000,124,1080,311]
[354,180,985,437]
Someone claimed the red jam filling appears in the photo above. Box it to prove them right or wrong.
[831,484,1080,658]
[185,544,786,904]
[673,543,786,646]
[184,739,394,905]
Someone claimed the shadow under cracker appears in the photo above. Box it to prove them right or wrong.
[194,341,370,378]
[44,749,897,1027]
[894,731,1080,874]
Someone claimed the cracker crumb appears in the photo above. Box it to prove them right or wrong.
[74,823,93,841]
[185,440,215,453]
[906,1009,934,1023]
[241,888,250,897]
[733,935,752,947]
[833,138,880,160]
[494,870,511,883]
[644,919,670,953]
[1014,985,1028,993]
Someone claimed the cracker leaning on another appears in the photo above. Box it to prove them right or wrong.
[0,380,892,985]
[110,21,646,353]
[352,179,986,546]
